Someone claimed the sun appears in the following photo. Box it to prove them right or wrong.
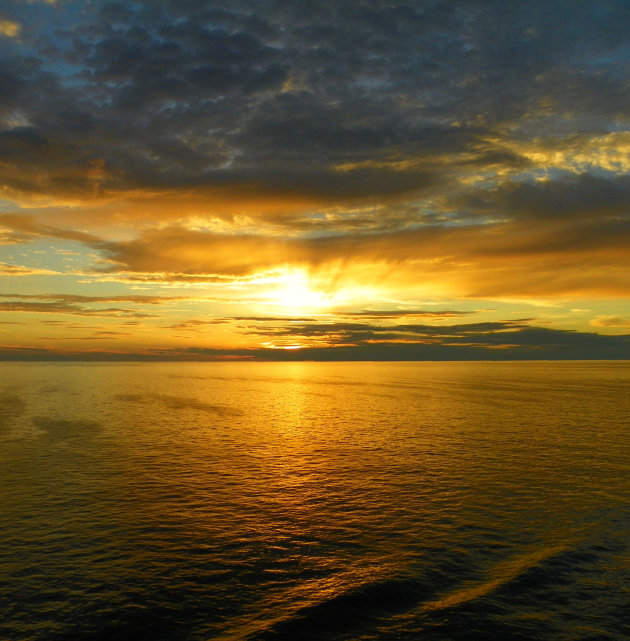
[268,270,328,313]
[258,267,377,316]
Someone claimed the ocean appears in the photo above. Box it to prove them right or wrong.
[1,361,629,640]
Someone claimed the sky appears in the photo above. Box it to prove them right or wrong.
[1,0,629,360]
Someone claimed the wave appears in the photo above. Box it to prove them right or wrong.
[251,577,428,640]
[250,542,578,640]
[419,542,569,614]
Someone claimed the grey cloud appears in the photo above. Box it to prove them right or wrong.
[245,319,531,342]
[1,322,627,361]
[238,317,630,358]
[453,174,630,222]
[2,0,628,205]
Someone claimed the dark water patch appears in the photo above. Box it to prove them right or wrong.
[32,416,102,439]
[49,603,194,641]
[114,393,146,403]
[113,392,242,417]
[0,392,27,430]
[39,384,66,394]
[253,577,430,640]
[158,394,242,416]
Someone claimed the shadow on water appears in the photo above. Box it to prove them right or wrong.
[114,393,242,417]
[50,605,193,641]
[251,534,629,641]
[251,577,429,640]
[32,416,103,439]
[0,393,27,431]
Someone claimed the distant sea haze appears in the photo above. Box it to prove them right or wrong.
[1,361,629,641]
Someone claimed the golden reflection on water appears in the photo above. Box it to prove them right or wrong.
[1,361,629,641]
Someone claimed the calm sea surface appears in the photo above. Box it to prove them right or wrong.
[1,361,629,641]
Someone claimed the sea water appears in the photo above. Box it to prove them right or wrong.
[1,361,629,640]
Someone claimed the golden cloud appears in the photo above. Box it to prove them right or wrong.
[590,315,630,328]
[0,20,20,38]
[493,131,630,174]
[89,217,630,300]
[0,262,59,276]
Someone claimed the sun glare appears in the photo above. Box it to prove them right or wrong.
[269,270,328,313]
[257,268,378,316]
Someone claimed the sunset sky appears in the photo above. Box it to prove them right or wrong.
[1,0,629,360]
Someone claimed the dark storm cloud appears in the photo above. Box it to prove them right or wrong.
[2,0,629,206]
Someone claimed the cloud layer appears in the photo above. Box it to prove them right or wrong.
[1,1,629,357]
